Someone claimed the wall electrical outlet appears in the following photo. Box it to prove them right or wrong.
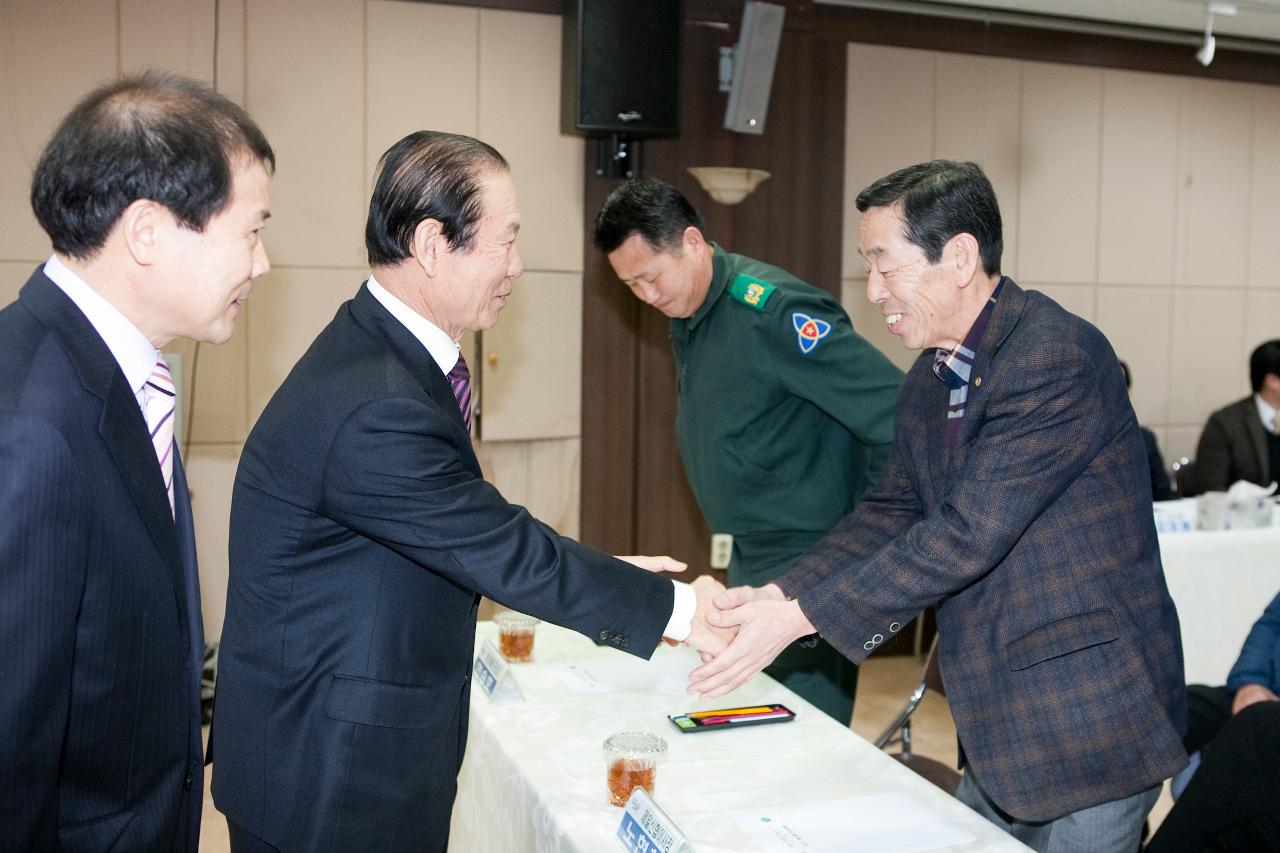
[709,533,733,570]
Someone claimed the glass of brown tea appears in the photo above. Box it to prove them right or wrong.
[492,611,539,662]
[602,731,667,807]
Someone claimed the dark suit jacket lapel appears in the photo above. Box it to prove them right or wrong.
[19,270,187,603]
[921,351,952,493]
[348,283,480,474]
[943,278,1027,482]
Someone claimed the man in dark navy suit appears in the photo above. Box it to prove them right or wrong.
[0,72,274,852]
[211,131,730,853]
[691,161,1187,852]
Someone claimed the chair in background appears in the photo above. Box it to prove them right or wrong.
[874,636,961,794]
[1173,457,1196,497]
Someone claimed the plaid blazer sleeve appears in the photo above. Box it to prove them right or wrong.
[789,333,1110,662]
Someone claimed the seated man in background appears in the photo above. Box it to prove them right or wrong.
[1182,591,1280,771]
[1146,701,1280,853]
[1193,339,1280,494]
[1119,361,1174,501]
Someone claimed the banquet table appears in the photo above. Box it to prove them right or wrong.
[448,621,1030,853]
[1158,526,1280,685]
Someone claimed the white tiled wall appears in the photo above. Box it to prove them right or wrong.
[843,43,1280,468]
[0,0,585,640]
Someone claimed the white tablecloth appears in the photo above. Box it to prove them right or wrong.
[1159,527,1280,685]
[449,622,1029,853]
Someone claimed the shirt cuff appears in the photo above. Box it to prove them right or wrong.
[663,580,697,642]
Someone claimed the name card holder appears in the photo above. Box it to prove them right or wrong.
[473,639,524,703]
[616,787,692,853]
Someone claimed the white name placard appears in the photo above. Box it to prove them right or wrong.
[473,639,523,703]
[616,787,692,853]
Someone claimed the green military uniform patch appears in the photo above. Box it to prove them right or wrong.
[728,274,776,311]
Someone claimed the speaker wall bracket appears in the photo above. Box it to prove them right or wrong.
[595,134,642,179]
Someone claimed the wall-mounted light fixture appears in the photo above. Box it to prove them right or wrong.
[1197,3,1238,66]
[687,167,771,205]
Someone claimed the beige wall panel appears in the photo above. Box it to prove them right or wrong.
[1147,426,1169,468]
[525,437,581,538]
[119,0,215,81]
[844,44,936,279]
[215,0,247,105]
[366,1,478,194]
[246,266,363,420]
[1098,70,1178,286]
[1018,62,1102,284]
[479,271,581,440]
[245,0,365,268]
[1245,290,1280,354]
[1029,283,1095,323]
[1166,426,1203,469]
[474,439,529,507]
[0,261,37,306]
[1169,289,1247,425]
[934,54,1022,278]
[1176,78,1252,288]
[186,444,240,642]
[0,0,116,262]
[186,316,249,445]
[842,279,918,374]
[1095,287,1173,425]
[478,10,582,273]
[1248,87,1280,290]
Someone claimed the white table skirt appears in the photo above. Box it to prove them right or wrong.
[1159,527,1280,686]
[449,621,1029,853]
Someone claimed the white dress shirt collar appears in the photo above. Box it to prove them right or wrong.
[1256,393,1279,435]
[366,274,460,376]
[43,254,159,405]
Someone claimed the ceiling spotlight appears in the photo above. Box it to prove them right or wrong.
[1197,2,1237,67]
[1197,33,1216,65]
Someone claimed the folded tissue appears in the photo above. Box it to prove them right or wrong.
[1196,480,1278,531]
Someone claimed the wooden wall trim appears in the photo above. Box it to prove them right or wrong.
[805,4,1280,86]
[413,0,563,17]
[417,1,1280,86]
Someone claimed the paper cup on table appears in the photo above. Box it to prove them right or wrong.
[603,732,667,807]
[492,611,539,662]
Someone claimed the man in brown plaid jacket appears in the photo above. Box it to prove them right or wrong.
[690,160,1187,852]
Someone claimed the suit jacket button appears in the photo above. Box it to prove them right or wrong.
[183,772,192,791]
[863,641,875,651]
[889,622,900,633]
[872,634,884,644]
[600,631,610,641]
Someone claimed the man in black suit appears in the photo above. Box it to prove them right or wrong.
[211,131,730,853]
[1120,360,1175,501]
[0,73,274,851]
[1194,339,1280,494]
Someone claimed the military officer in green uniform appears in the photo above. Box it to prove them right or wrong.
[593,178,903,723]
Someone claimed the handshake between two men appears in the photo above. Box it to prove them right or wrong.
[626,556,821,700]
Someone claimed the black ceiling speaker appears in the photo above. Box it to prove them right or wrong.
[561,0,682,138]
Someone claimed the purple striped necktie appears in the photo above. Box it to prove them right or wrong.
[447,354,472,434]
[143,356,176,516]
